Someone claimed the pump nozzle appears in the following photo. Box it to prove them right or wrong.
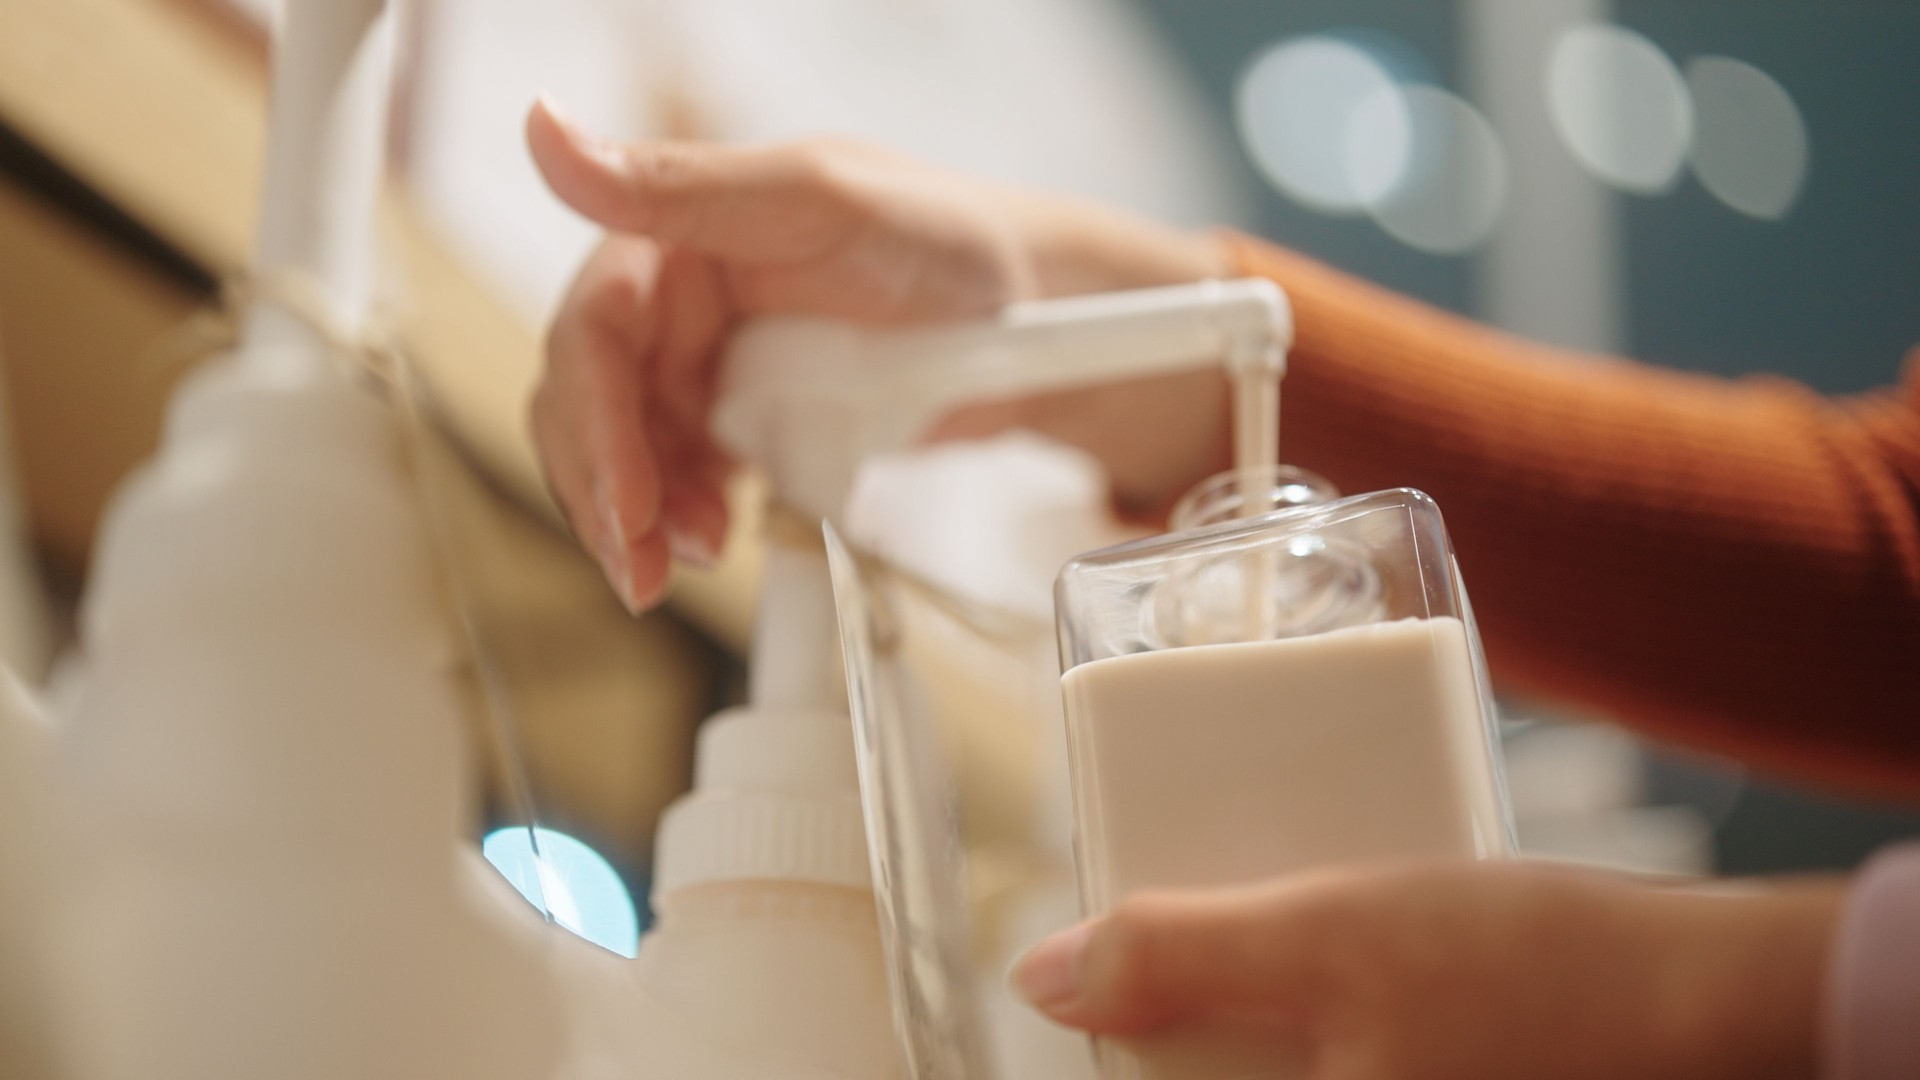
[711,279,1292,524]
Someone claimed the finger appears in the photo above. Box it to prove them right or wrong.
[648,246,730,462]
[646,245,732,567]
[529,382,600,557]
[1011,883,1339,1036]
[527,97,852,261]
[533,398,677,613]
[660,479,729,569]
[540,236,672,610]
[531,329,638,605]
[642,422,730,570]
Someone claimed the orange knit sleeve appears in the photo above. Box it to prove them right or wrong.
[1222,232,1920,803]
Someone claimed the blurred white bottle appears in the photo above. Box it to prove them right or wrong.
[631,701,900,1080]
[52,353,568,1079]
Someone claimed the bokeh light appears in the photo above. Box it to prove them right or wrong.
[1236,35,1410,214]
[1357,86,1508,255]
[483,826,640,958]
[1685,56,1810,220]
[1547,24,1694,193]
[1235,33,1506,254]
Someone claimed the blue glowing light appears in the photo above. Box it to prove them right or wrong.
[482,826,640,958]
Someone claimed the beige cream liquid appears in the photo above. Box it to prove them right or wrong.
[1061,616,1507,1080]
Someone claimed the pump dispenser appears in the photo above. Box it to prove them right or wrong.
[634,700,897,1080]
[714,279,1288,525]
[633,448,897,1080]
[709,280,1295,1080]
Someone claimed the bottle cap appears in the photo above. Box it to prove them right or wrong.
[651,707,873,898]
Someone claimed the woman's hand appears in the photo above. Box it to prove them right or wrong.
[525,99,1227,610]
[1012,859,1844,1080]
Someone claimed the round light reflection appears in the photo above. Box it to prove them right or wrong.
[1356,86,1509,255]
[483,826,640,958]
[1547,24,1694,193]
[1236,35,1411,213]
[1686,56,1809,220]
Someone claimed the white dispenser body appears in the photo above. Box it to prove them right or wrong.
[637,700,902,1080]
[635,881,897,1077]
[723,281,1298,1080]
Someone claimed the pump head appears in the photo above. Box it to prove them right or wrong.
[710,278,1291,523]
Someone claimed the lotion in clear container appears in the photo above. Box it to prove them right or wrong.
[1054,472,1514,1080]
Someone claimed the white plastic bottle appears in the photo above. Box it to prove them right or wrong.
[52,353,569,1080]
[634,699,899,1080]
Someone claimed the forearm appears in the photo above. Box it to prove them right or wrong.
[977,202,1920,790]
[1224,233,1920,798]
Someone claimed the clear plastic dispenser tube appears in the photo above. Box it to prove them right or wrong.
[1054,477,1516,1080]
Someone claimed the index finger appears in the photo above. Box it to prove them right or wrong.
[533,236,673,611]
[527,98,854,261]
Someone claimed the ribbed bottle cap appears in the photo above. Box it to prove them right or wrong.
[651,708,873,900]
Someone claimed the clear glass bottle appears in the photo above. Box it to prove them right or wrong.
[1054,475,1514,1080]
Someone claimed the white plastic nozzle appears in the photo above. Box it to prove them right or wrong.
[711,278,1292,523]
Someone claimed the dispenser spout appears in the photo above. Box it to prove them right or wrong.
[711,277,1293,723]
[711,279,1292,524]
[748,543,844,712]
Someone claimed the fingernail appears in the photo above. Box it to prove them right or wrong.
[635,570,673,611]
[1010,922,1095,1008]
[595,485,638,613]
[537,93,624,170]
[666,527,719,570]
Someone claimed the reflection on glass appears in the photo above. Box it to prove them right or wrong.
[483,826,641,958]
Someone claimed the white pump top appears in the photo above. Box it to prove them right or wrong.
[711,278,1291,524]
[651,280,1292,901]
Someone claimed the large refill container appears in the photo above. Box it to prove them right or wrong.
[1054,484,1515,1080]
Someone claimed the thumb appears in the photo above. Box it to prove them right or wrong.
[526,97,843,260]
[1009,887,1329,1036]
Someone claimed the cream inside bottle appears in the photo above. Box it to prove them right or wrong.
[1057,370,1511,1080]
